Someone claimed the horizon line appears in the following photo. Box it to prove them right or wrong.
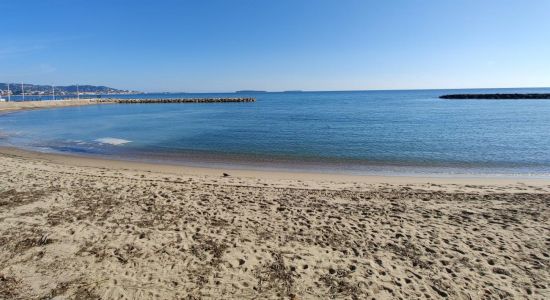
[144,86,550,94]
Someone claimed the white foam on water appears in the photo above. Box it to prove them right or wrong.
[95,138,131,146]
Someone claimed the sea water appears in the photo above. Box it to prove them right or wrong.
[2,88,550,176]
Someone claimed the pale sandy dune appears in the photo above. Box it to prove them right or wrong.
[0,148,549,299]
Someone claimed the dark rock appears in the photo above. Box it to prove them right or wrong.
[440,93,550,100]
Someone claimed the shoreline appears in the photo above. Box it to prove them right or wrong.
[2,146,549,188]
[0,97,255,114]
[0,99,107,113]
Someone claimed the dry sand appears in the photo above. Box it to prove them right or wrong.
[0,147,548,299]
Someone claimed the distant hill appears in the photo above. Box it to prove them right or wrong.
[0,83,139,96]
[235,90,268,93]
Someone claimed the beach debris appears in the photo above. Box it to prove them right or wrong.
[38,234,50,246]
[254,252,295,295]
[223,173,230,177]
[0,274,21,298]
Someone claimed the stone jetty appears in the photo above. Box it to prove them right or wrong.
[440,93,550,100]
[102,97,255,104]
[0,98,256,113]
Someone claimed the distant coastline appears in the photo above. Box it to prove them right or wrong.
[235,90,268,93]
[0,82,139,98]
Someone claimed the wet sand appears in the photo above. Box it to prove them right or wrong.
[0,147,549,299]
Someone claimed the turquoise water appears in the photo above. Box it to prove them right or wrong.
[2,89,550,176]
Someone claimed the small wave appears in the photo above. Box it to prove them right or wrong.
[95,138,131,146]
[0,130,17,139]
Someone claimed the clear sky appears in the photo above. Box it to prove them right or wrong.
[1,0,549,92]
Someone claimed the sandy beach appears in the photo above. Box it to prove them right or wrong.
[0,99,106,113]
[0,147,548,299]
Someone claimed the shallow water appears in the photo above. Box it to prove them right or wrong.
[2,88,550,176]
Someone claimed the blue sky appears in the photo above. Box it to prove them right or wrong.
[1,0,549,92]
